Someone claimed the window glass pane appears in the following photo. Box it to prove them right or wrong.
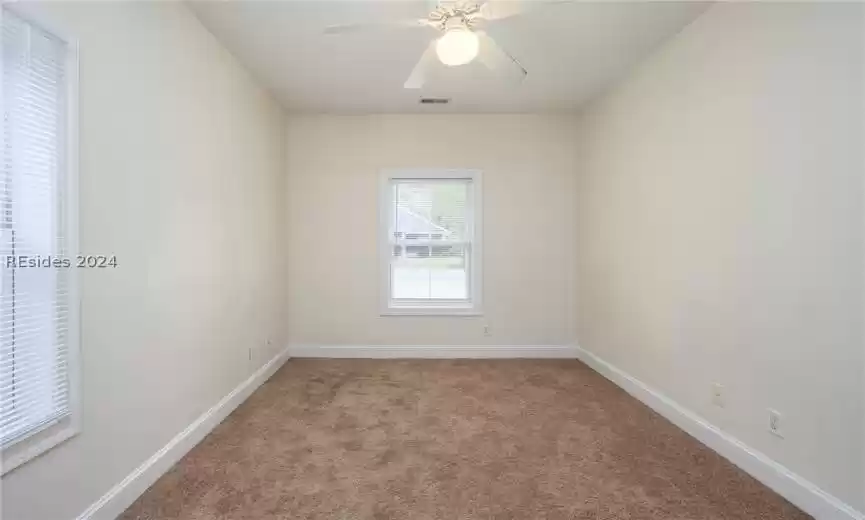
[394,181,467,241]
[1,9,70,447]
[391,244,467,300]
[390,178,470,302]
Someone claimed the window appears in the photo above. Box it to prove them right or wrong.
[1,8,79,473]
[380,169,482,315]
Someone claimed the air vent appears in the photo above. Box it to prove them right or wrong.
[419,97,450,105]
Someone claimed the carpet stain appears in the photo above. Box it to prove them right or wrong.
[120,359,811,520]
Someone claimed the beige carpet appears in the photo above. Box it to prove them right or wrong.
[121,359,810,520]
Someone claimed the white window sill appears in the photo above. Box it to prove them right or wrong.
[1,417,79,475]
[381,306,483,317]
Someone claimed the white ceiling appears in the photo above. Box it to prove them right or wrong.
[189,1,710,113]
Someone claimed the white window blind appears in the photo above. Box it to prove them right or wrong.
[1,9,73,450]
[381,170,482,315]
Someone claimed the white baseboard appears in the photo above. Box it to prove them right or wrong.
[288,344,580,359]
[75,346,291,520]
[573,345,863,520]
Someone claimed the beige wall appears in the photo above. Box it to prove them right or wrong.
[285,115,576,347]
[1,2,286,519]
[574,2,864,511]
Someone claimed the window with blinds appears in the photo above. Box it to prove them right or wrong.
[380,170,482,315]
[1,8,78,468]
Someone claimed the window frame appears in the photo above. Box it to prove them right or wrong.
[0,5,81,475]
[379,169,483,316]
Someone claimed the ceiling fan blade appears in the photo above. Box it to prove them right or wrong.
[476,31,527,84]
[478,0,524,21]
[404,41,439,89]
[478,0,570,22]
[324,19,431,35]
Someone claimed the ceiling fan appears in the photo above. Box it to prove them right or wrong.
[323,0,561,89]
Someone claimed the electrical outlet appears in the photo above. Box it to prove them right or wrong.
[768,409,783,438]
[711,383,725,408]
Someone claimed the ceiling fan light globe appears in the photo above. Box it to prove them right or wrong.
[435,28,479,66]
